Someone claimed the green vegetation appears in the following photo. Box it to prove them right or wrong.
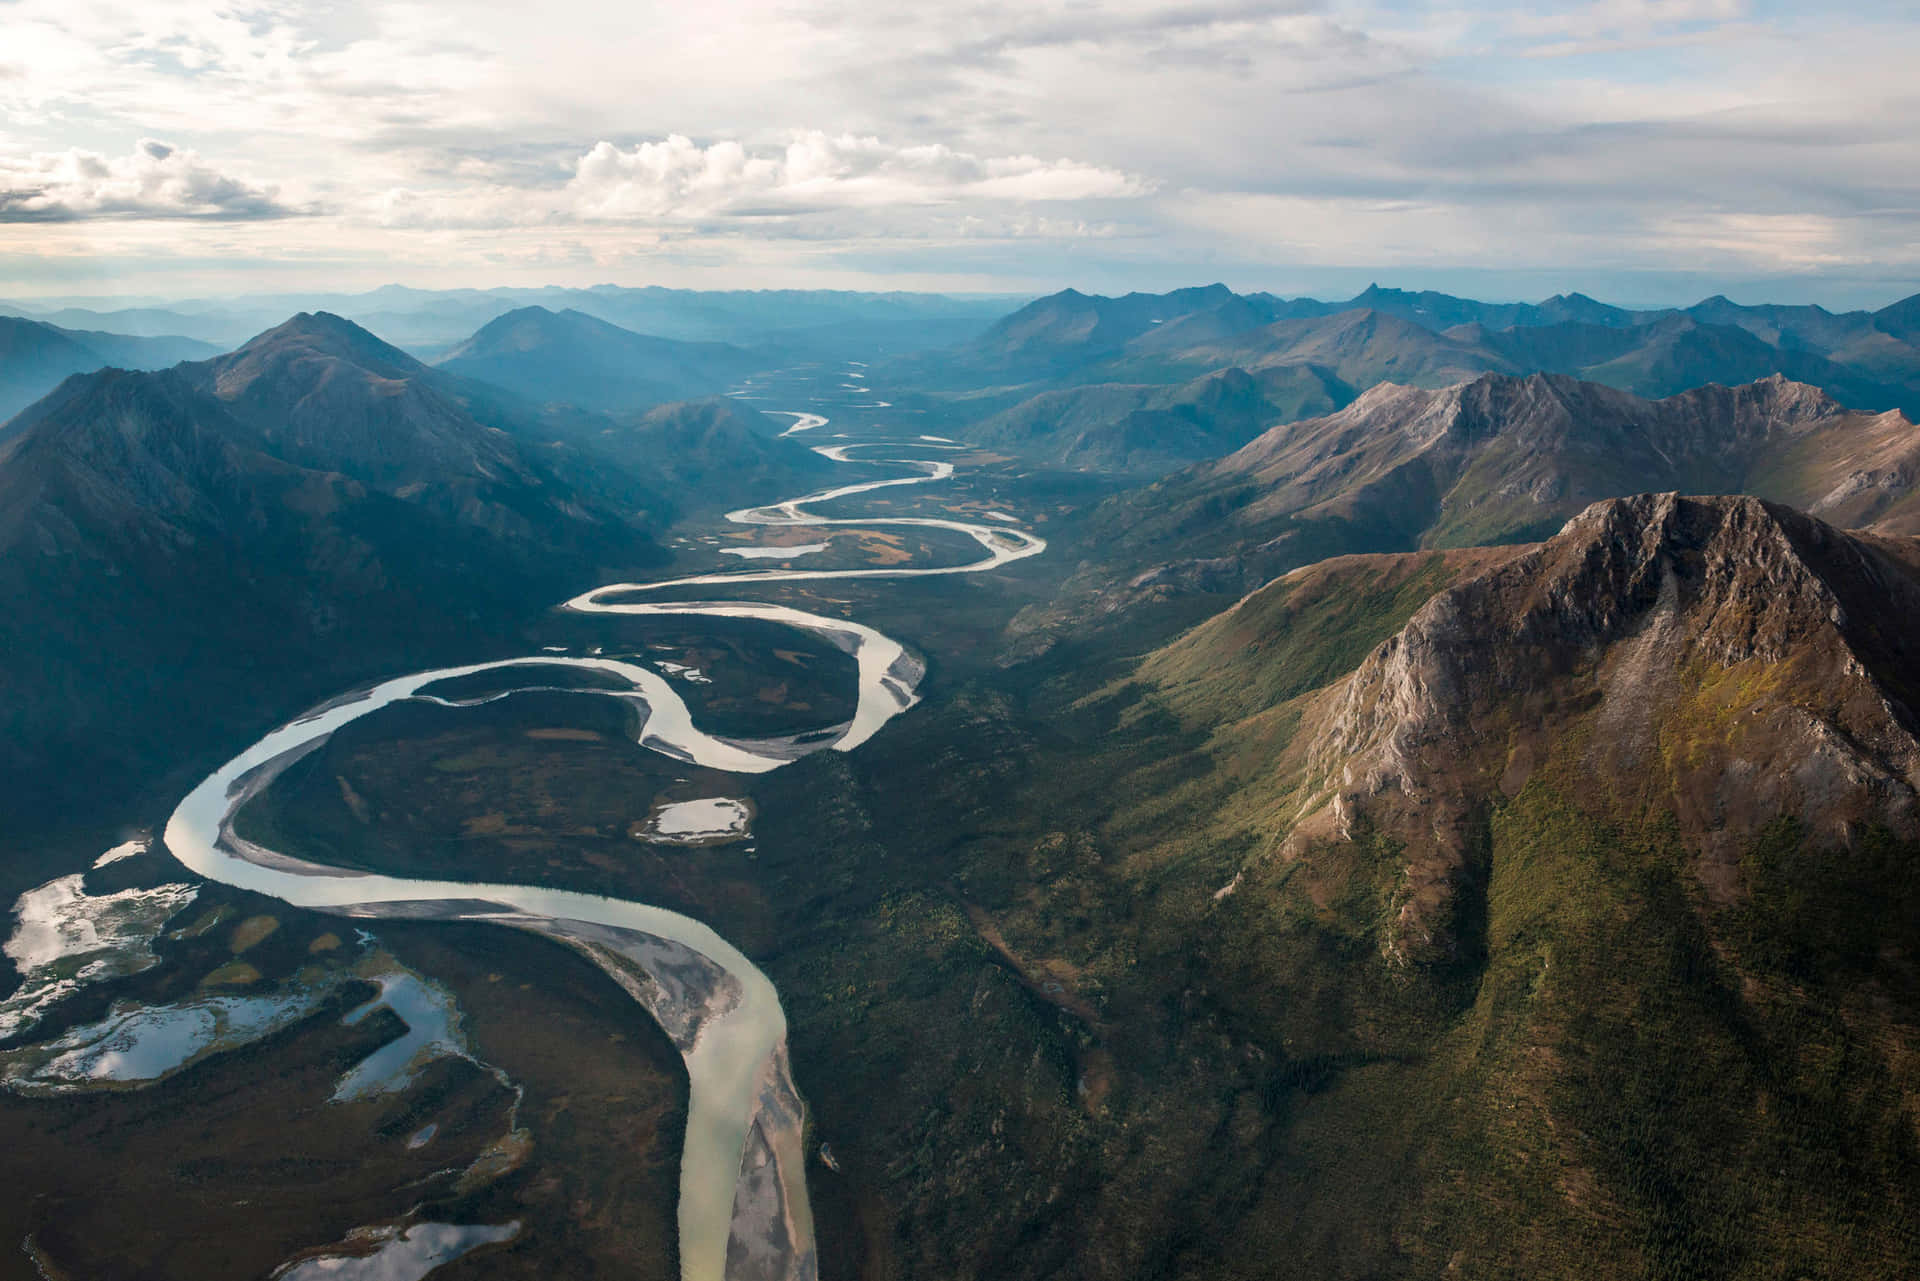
[221,514,1920,1280]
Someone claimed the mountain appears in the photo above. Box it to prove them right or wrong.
[954,283,1257,377]
[1127,310,1913,422]
[1341,282,1647,331]
[1276,492,1920,953]
[437,306,762,411]
[0,316,220,423]
[890,294,1524,412]
[4,286,1023,359]
[1875,292,1920,344]
[0,312,665,828]
[955,285,1653,384]
[0,304,258,346]
[960,364,1351,476]
[1013,373,1920,650]
[1681,294,1870,352]
[1081,494,1920,1276]
[883,286,1491,392]
[965,366,1347,474]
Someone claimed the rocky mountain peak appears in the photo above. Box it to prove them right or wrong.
[1287,492,1920,964]
[210,311,422,401]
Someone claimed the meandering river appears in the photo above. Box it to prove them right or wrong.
[162,401,1044,1281]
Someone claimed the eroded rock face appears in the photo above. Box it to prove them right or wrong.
[1289,493,1920,964]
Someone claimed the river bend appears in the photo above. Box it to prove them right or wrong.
[163,403,1039,1281]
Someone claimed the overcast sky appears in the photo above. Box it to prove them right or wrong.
[2,0,1916,306]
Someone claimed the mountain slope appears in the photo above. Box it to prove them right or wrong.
[436,306,761,411]
[1341,282,1647,331]
[968,284,1244,365]
[888,284,1277,389]
[1280,493,1920,957]
[1116,495,1920,1276]
[1122,308,1515,389]
[0,312,665,829]
[966,366,1348,474]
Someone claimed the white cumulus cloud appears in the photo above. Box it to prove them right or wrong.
[0,139,296,222]
[562,132,1153,221]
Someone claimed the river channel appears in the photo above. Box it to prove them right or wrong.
[162,392,1045,1281]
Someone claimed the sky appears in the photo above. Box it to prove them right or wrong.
[2,0,1918,308]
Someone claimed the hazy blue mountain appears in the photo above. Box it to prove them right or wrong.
[1459,313,1916,412]
[1875,291,1920,343]
[0,304,268,346]
[1340,283,1648,330]
[437,306,761,411]
[4,286,1022,359]
[0,315,221,422]
[1115,307,1515,389]
[938,283,1264,379]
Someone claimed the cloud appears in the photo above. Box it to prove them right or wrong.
[1498,0,1748,44]
[562,132,1152,221]
[0,138,299,222]
[370,130,1152,231]
[0,0,1918,303]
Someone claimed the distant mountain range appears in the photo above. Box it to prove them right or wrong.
[0,285,1021,360]
[960,282,1920,383]
[904,285,1920,472]
[0,316,220,422]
